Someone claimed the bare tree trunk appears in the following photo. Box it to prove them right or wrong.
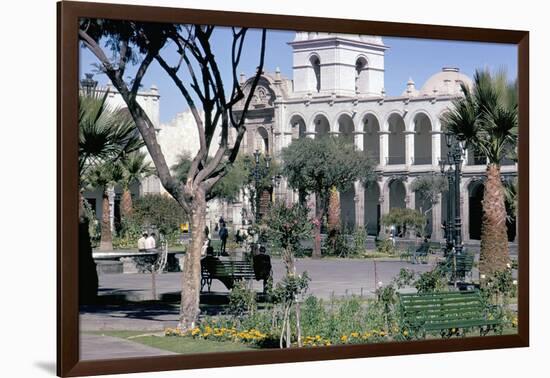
[285,304,291,348]
[98,188,113,251]
[295,300,302,347]
[479,164,510,276]
[120,188,133,220]
[328,186,341,234]
[312,194,326,259]
[178,190,206,331]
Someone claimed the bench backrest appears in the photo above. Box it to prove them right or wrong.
[211,260,255,278]
[454,253,475,271]
[398,290,486,324]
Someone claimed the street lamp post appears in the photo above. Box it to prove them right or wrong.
[440,132,466,283]
[450,137,465,257]
[80,73,98,95]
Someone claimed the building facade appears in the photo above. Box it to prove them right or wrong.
[235,32,517,242]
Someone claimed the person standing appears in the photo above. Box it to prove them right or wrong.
[219,223,228,255]
[138,232,148,252]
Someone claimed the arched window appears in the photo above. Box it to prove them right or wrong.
[355,57,368,93]
[310,55,321,93]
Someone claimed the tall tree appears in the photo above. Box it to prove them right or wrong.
[281,137,375,258]
[79,20,266,330]
[78,90,143,302]
[441,68,517,276]
[411,175,447,237]
[82,162,124,251]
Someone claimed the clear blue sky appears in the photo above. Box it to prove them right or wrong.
[80,27,517,124]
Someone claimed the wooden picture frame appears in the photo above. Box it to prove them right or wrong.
[57,1,529,376]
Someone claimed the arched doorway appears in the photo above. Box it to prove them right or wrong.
[256,127,269,154]
[290,115,306,140]
[389,179,406,209]
[313,114,330,138]
[388,114,405,165]
[338,114,354,144]
[340,186,356,231]
[364,182,381,236]
[413,113,432,165]
[468,181,484,240]
[363,114,380,164]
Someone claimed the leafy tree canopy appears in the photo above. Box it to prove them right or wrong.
[127,194,188,234]
[411,175,447,209]
[171,153,280,202]
[281,137,376,200]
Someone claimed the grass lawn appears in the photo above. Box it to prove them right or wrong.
[87,331,254,354]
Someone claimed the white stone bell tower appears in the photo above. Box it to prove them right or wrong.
[289,32,388,97]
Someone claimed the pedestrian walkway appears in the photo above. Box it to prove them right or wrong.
[80,334,175,360]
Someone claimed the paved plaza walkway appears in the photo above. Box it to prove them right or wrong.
[80,334,175,360]
[81,257,438,331]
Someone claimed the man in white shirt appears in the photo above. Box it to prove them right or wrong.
[137,233,148,252]
[145,233,157,251]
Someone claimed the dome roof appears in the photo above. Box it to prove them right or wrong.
[419,67,473,96]
[293,32,384,46]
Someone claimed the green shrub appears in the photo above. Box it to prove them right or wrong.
[228,281,257,317]
[376,239,396,255]
[125,194,188,235]
[323,231,348,257]
[414,267,446,293]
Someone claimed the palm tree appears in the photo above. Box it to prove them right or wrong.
[441,69,518,276]
[82,162,124,251]
[79,91,143,179]
[119,151,155,219]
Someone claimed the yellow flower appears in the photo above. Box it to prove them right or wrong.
[403,330,409,336]
[350,332,359,338]
[340,335,348,343]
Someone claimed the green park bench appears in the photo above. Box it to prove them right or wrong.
[429,241,442,254]
[397,290,502,338]
[201,260,256,292]
[400,243,430,264]
[438,252,475,281]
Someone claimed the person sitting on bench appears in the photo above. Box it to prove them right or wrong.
[201,246,233,289]
[253,246,272,293]
[413,238,430,264]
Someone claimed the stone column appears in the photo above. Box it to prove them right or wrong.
[461,187,469,242]
[354,131,365,151]
[379,131,389,167]
[108,186,116,233]
[354,181,365,229]
[404,131,415,167]
[405,179,415,210]
[381,178,390,215]
[432,195,443,241]
[379,194,387,237]
[432,131,441,166]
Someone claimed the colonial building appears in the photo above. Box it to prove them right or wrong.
[234,32,517,242]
